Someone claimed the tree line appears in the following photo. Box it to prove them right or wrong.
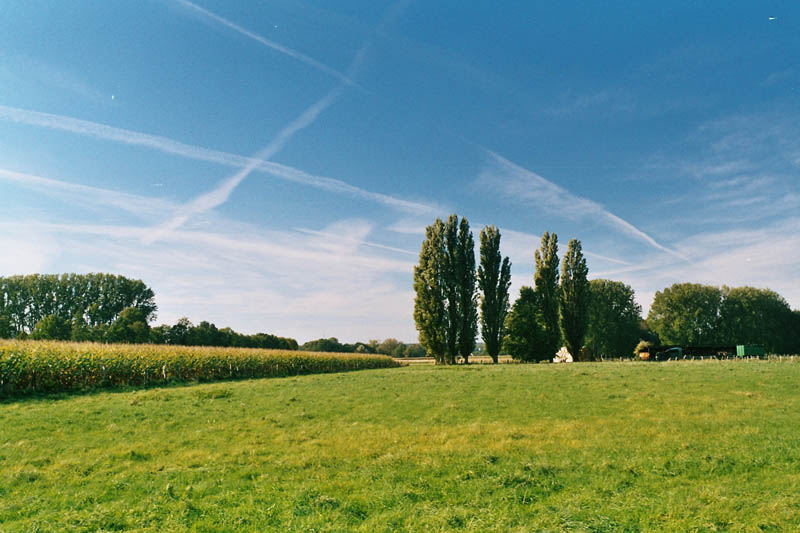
[0,273,156,339]
[298,337,427,357]
[413,216,800,362]
[647,283,800,354]
[0,273,297,350]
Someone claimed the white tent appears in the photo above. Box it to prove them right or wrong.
[553,346,573,363]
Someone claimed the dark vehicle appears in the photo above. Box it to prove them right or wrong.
[641,345,743,361]
[655,346,682,361]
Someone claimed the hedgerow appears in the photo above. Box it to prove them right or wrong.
[0,340,399,397]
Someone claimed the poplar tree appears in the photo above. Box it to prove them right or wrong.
[534,231,560,361]
[478,225,512,363]
[504,286,542,362]
[560,238,589,358]
[443,216,461,364]
[413,219,448,363]
[456,217,478,363]
[413,215,477,364]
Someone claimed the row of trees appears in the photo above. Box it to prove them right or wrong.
[413,216,593,363]
[503,232,593,361]
[10,308,300,350]
[299,337,427,357]
[413,216,800,362]
[0,273,298,350]
[0,273,157,337]
[413,216,505,364]
[647,283,800,354]
[10,307,298,350]
[413,215,480,364]
[149,318,298,350]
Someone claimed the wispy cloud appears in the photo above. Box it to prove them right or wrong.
[4,54,108,103]
[145,85,347,242]
[642,107,800,229]
[150,0,412,241]
[479,150,687,260]
[596,217,800,314]
[760,68,796,88]
[294,225,417,256]
[0,167,175,219]
[0,104,436,215]
[0,216,418,341]
[175,0,360,88]
[0,168,417,271]
[0,228,54,276]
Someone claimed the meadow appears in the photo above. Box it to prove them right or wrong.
[1,360,799,531]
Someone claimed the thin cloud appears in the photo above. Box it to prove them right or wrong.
[175,0,360,88]
[0,218,418,341]
[597,217,800,314]
[145,86,346,243]
[13,221,414,275]
[0,104,436,215]
[294,227,417,256]
[0,167,175,218]
[583,250,631,266]
[480,150,687,261]
[150,0,412,241]
[0,169,417,274]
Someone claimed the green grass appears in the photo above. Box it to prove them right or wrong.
[1,360,799,531]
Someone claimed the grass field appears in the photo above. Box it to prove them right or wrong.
[1,360,799,531]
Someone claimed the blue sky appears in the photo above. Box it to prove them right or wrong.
[1,1,798,343]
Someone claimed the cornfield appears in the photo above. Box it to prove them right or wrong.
[0,340,400,397]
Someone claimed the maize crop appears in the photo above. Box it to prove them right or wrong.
[0,340,400,397]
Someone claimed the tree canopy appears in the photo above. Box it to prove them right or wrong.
[534,232,560,360]
[478,226,512,363]
[503,286,542,362]
[413,215,478,364]
[646,283,799,353]
[647,283,723,345]
[0,273,156,336]
[559,239,589,359]
[585,279,643,358]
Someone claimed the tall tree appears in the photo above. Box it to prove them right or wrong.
[719,286,795,354]
[105,307,150,344]
[503,286,542,362]
[443,215,461,364]
[0,273,156,336]
[455,217,478,363]
[560,239,589,359]
[534,232,560,360]
[585,279,642,358]
[413,219,448,363]
[414,215,477,364]
[647,283,722,345]
[0,313,11,339]
[791,310,800,354]
[478,225,512,363]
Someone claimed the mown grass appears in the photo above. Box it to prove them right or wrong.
[1,360,799,531]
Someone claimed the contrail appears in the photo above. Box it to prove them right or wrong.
[175,0,360,88]
[148,0,412,242]
[484,150,688,261]
[294,227,417,256]
[0,104,436,215]
[145,86,347,243]
[0,167,175,218]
